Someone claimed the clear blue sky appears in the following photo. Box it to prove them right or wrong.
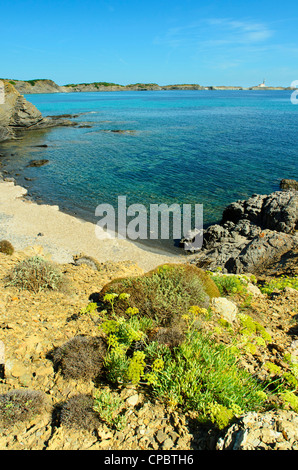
[1,0,298,87]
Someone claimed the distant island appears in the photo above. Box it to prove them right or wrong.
[0,78,293,94]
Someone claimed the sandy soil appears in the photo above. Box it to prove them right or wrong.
[0,180,184,271]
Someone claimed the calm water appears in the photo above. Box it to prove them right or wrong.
[1,90,297,253]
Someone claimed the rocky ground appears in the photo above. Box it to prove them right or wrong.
[0,246,297,451]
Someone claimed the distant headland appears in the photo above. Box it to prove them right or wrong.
[0,78,293,94]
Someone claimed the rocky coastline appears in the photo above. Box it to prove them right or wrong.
[0,81,297,452]
[0,81,84,143]
[2,78,293,95]
[181,181,298,279]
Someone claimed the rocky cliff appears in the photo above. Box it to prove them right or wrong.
[0,81,43,141]
[6,79,69,95]
[0,81,80,142]
[7,79,205,94]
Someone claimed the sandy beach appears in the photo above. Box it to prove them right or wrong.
[0,180,184,271]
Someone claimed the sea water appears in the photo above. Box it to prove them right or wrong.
[1,90,297,253]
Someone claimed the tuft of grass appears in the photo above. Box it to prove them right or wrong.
[0,240,14,256]
[0,390,47,428]
[51,336,107,381]
[6,256,68,293]
[59,394,100,431]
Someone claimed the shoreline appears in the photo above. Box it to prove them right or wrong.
[2,78,293,95]
[0,178,185,271]
[0,141,191,259]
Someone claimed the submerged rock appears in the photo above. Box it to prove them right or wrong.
[27,159,49,168]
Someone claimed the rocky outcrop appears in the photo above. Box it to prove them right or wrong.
[0,81,80,142]
[7,78,292,94]
[184,185,298,274]
[8,79,68,95]
[0,81,43,141]
[216,410,298,450]
[280,179,298,191]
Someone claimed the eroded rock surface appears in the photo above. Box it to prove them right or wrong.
[184,187,298,274]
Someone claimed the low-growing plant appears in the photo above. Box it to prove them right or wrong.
[0,390,47,428]
[93,389,126,430]
[98,264,219,326]
[143,328,268,428]
[59,394,100,431]
[7,256,68,293]
[100,304,153,384]
[0,240,14,256]
[259,275,298,294]
[238,313,272,343]
[99,299,270,429]
[51,335,107,381]
[212,274,248,297]
[279,391,298,413]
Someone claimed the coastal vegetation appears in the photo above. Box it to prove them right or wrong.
[0,240,14,256]
[64,81,123,88]
[2,255,296,433]
[98,264,220,326]
[6,255,68,293]
[0,243,297,448]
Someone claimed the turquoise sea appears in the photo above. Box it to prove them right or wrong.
[1,90,297,252]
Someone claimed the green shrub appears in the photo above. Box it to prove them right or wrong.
[0,390,47,428]
[7,256,68,293]
[98,299,269,429]
[259,276,298,294]
[0,240,14,256]
[99,264,219,326]
[93,389,126,430]
[144,328,268,429]
[212,274,248,296]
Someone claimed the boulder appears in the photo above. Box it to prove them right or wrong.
[211,297,238,323]
[190,189,298,274]
[280,179,298,191]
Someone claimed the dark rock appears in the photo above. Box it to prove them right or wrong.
[261,191,298,233]
[190,189,298,274]
[27,159,49,167]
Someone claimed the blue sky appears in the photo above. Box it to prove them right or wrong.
[1,0,298,86]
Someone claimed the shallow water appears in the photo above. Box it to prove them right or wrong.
[1,90,297,253]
